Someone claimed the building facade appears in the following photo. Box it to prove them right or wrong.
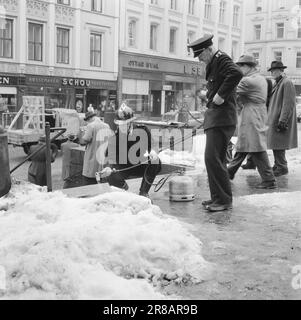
[119,0,245,117]
[0,0,119,115]
[244,0,301,95]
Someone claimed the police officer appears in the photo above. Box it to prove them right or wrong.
[188,35,243,212]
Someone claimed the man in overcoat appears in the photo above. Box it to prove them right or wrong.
[267,61,298,177]
[227,55,276,189]
[188,35,243,212]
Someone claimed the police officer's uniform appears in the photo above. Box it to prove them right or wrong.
[188,35,243,209]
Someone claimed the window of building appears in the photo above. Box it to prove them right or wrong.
[256,0,263,11]
[128,20,136,47]
[233,5,240,27]
[57,0,70,5]
[91,0,103,12]
[219,1,226,24]
[188,0,195,15]
[57,28,69,64]
[204,0,212,20]
[276,22,284,38]
[169,28,177,53]
[297,52,301,68]
[28,23,43,61]
[254,24,261,40]
[278,0,285,9]
[90,33,102,67]
[170,0,177,10]
[274,51,282,61]
[0,19,13,58]
[218,38,225,51]
[298,22,301,38]
[150,0,158,4]
[231,41,238,61]
[252,52,260,65]
[187,31,195,55]
[150,24,158,51]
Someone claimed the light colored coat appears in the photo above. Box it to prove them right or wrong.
[267,75,298,150]
[236,70,269,153]
[81,117,110,178]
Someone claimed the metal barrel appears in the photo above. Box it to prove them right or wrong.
[0,126,11,198]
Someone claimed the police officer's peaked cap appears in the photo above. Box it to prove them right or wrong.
[188,34,214,58]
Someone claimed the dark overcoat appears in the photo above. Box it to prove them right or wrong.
[204,50,243,131]
[267,76,298,150]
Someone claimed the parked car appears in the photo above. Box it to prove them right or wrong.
[297,96,301,123]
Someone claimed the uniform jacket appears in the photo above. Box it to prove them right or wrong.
[236,70,269,153]
[204,50,243,131]
[28,142,58,186]
[267,75,298,150]
[107,124,152,169]
[81,117,111,178]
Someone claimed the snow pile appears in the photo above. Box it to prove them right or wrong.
[239,191,301,218]
[0,183,210,300]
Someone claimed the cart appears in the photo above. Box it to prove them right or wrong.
[7,96,83,154]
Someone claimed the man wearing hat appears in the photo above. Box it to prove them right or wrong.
[79,107,111,185]
[188,34,243,212]
[28,136,58,187]
[100,103,161,199]
[267,61,298,177]
[227,55,276,189]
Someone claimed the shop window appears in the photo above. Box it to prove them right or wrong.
[0,19,13,59]
[28,22,43,61]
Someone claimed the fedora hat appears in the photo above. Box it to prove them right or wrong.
[268,61,287,72]
[236,55,257,67]
[187,34,214,58]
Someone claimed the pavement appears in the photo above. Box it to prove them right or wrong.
[7,125,301,300]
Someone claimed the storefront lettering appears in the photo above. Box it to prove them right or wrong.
[62,78,91,87]
[128,60,159,70]
[0,77,10,85]
[184,65,203,76]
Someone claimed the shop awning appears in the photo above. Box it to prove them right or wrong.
[122,79,149,95]
[0,87,17,95]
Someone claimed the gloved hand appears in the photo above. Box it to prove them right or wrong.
[100,167,113,178]
[213,93,225,106]
[277,120,288,132]
[149,150,159,162]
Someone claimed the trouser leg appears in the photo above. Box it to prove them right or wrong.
[273,150,288,171]
[227,152,248,178]
[205,126,236,205]
[251,152,275,182]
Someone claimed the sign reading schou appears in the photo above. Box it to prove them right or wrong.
[62,78,91,87]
